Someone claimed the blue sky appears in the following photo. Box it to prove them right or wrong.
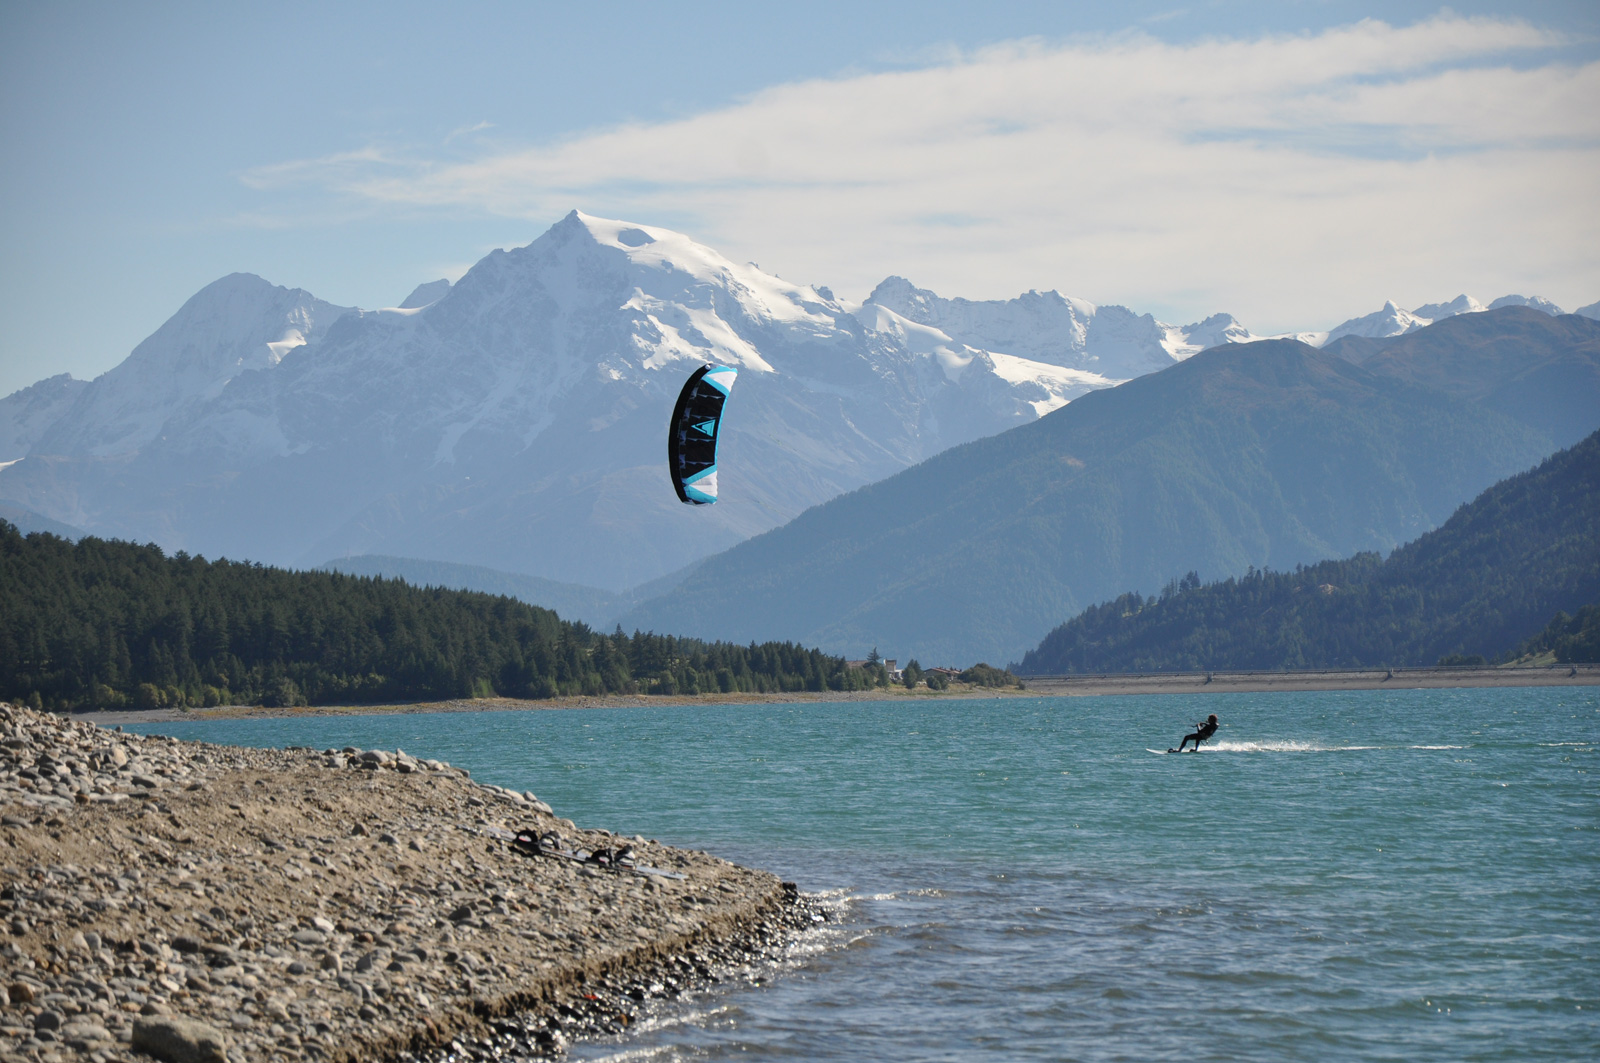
[2,1,1597,395]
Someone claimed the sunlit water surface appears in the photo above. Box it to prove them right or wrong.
[131,687,1600,1061]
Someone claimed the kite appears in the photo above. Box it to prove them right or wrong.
[668,364,737,505]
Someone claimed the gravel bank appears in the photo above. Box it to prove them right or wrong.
[0,704,816,1062]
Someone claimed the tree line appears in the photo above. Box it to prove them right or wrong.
[0,524,880,711]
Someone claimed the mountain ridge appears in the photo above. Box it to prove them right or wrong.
[616,308,1600,663]
[1014,428,1600,672]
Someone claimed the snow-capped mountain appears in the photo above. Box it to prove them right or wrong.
[1324,293,1566,345]
[1488,294,1565,315]
[0,213,1146,588]
[862,277,1256,380]
[33,274,352,463]
[0,374,87,465]
[1325,300,1437,344]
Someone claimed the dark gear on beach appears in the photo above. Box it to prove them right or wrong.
[1177,713,1219,752]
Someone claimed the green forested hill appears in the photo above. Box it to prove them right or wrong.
[0,525,875,711]
[619,308,1600,665]
[1014,430,1600,673]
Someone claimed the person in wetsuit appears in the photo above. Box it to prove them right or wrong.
[1177,713,1219,752]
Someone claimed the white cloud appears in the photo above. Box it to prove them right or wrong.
[240,15,1600,332]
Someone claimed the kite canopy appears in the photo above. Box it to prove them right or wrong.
[668,364,737,505]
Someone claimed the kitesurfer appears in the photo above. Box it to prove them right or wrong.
[1176,713,1219,752]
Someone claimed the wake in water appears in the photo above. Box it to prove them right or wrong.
[1209,739,1378,752]
[1154,741,1468,753]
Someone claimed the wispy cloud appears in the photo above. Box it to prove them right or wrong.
[235,15,1600,331]
[444,120,494,143]
[238,147,402,191]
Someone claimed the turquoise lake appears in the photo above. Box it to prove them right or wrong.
[129,687,1600,1061]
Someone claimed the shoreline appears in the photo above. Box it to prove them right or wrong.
[71,684,1045,725]
[66,663,1600,725]
[0,703,821,1062]
[1022,663,1600,697]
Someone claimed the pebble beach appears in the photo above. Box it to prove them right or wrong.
[0,703,817,1062]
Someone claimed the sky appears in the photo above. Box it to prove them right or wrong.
[2,1,1598,396]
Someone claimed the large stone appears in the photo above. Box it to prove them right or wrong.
[60,1020,113,1048]
[131,1016,229,1063]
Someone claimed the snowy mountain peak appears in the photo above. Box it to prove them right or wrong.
[0,374,87,463]
[32,273,352,459]
[1488,294,1564,315]
[419,211,858,379]
[865,277,1250,379]
[1324,292,1566,346]
[569,210,835,332]
[1325,299,1431,344]
[1412,294,1484,320]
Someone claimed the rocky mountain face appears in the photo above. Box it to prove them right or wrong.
[0,212,1196,589]
[862,277,1253,379]
[32,274,352,463]
[0,374,87,467]
[617,308,1600,665]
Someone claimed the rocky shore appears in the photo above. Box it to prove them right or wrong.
[0,704,818,1062]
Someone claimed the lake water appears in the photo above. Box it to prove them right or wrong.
[129,687,1600,1061]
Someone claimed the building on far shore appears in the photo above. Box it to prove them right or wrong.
[846,658,899,680]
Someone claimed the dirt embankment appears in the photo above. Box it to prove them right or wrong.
[0,704,813,1062]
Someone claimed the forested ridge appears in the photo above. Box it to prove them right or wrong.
[1016,429,1600,674]
[0,526,878,711]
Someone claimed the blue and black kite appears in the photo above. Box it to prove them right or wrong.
[667,364,737,505]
